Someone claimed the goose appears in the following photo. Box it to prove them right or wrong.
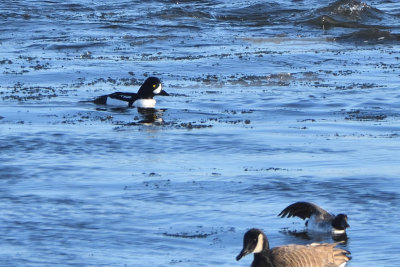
[236,228,351,267]
[278,202,349,235]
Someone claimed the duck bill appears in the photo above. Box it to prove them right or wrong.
[159,90,169,96]
[236,249,250,261]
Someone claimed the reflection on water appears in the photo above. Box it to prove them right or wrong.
[280,229,349,244]
[137,108,166,124]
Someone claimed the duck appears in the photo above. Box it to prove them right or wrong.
[92,77,169,108]
[278,202,349,235]
[236,228,351,267]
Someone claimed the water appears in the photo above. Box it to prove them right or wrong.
[1,0,400,266]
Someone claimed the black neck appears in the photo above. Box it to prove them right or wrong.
[252,251,273,267]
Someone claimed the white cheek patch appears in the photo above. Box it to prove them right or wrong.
[152,84,162,94]
[253,234,264,253]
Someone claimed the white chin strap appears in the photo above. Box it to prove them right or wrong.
[253,234,264,253]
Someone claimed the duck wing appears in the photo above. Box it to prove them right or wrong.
[278,202,330,220]
[108,92,137,102]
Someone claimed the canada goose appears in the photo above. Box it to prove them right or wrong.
[279,202,349,234]
[236,228,351,267]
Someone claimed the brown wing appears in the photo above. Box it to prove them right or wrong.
[278,202,330,220]
[270,243,350,267]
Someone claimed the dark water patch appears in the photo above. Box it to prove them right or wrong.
[0,133,128,157]
[282,228,349,243]
[334,82,386,90]
[0,59,13,65]
[155,6,214,20]
[249,177,306,196]
[128,34,178,46]
[243,167,294,172]
[308,15,390,30]
[282,100,319,109]
[1,80,75,101]
[344,109,388,121]
[84,76,140,88]
[279,229,313,241]
[336,29,400,43]
[228,73,293,87]
[0,165,26,182]
[298,0,398,42]
[1,85,60,101]
[173,122,213,129]
[115,118,246,130]
[163,231,216,239]
[47,42,108,51]
[166,72,294,88]
[61,3,94,13]
[60,113,114,125]
[217,3,304,27]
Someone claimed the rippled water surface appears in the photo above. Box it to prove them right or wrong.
[1,0,400,266]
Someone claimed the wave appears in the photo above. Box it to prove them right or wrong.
[308,15,390,30]
[316,0,383,21]
[216,3,304,26]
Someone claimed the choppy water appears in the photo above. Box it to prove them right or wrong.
[1,0,400,266]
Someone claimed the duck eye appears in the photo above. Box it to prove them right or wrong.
[153,84,156,88]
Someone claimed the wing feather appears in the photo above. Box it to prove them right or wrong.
[270,243,350,267]
[108,92,137,102]
[278,202,330,220]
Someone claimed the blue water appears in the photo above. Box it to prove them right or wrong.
[1,0,400,266]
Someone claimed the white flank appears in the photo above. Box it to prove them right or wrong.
[133,99,156,108]
[106,97,129,106]
[153,84,162,94]
[332,228,346,235]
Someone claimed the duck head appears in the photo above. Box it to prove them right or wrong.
[137,77,169,98]
[332,214,349,233]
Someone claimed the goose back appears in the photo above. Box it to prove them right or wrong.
[269,243,350,267]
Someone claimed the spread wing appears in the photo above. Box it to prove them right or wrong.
[278,202,330,220]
